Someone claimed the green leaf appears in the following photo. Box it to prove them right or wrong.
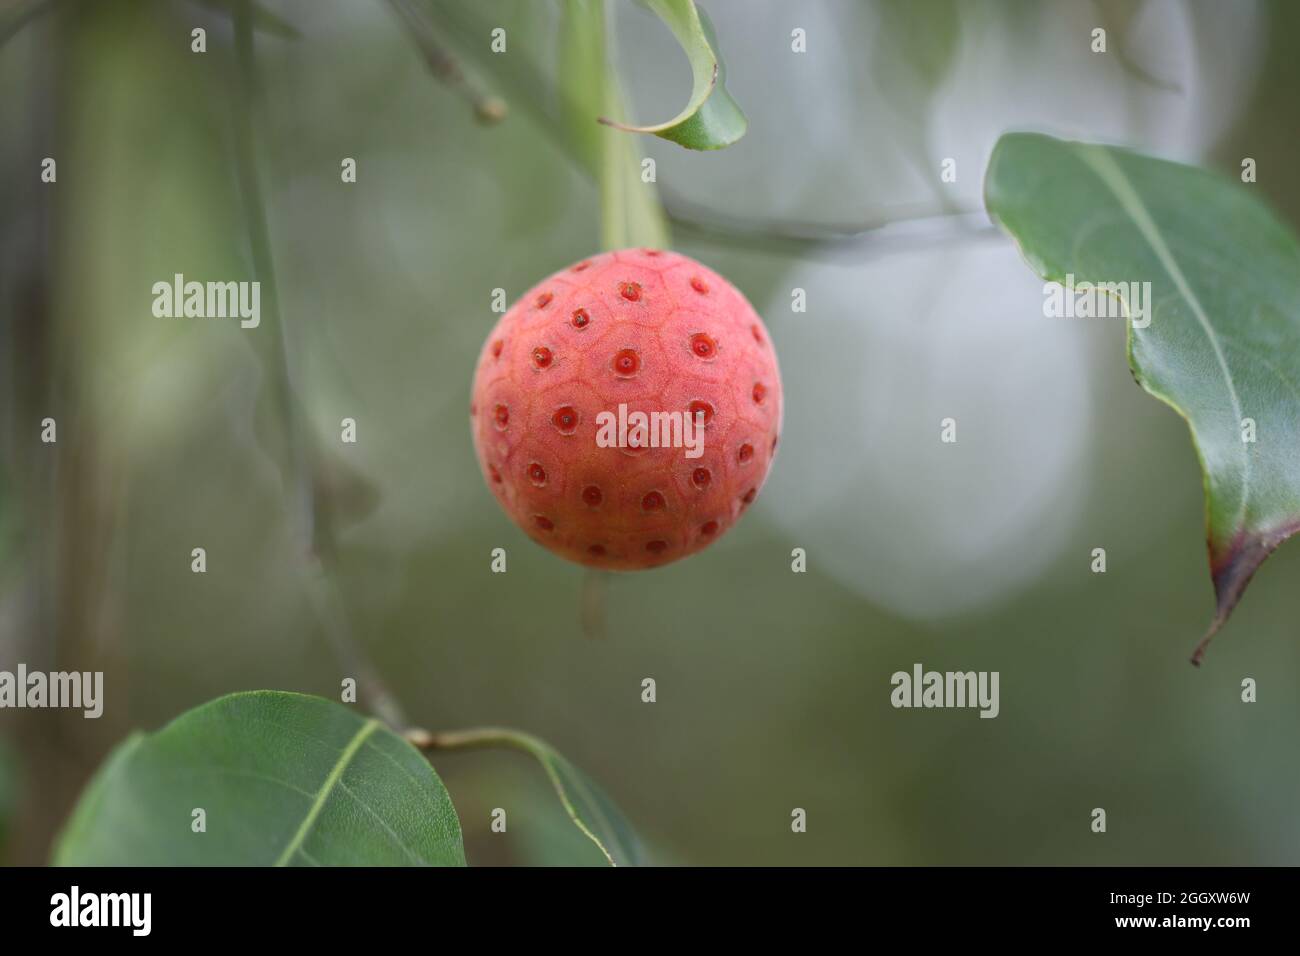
[599,0,747,151]
[507,731,644,866]
[417,727,646,866]
[985,133,1300,661]
[560,0,670,250]
[53,691,466,866]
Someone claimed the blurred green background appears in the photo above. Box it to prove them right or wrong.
[2,0,1298,866]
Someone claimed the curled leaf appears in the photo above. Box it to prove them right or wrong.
[599,0,746,151]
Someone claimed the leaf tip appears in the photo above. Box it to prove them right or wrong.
[1195,521,1300,663]
[1189,626,1216,667]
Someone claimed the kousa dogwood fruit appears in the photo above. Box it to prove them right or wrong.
[470,249,782,570]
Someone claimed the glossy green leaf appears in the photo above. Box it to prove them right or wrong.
[599,0,747,151]
[985,133,1300,660]
[53,691,466,866]
[421,727,646,866]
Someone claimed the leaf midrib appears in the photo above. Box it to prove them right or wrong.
[1075,142,1251,530]
[274,718,380,866]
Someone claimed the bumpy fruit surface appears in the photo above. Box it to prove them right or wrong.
[470,248,782,570]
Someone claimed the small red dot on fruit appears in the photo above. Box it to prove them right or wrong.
[771,435,779,454]
[572,261,590,272]
[534,515,554,531]
[488,464,502,483]
[571,308,590,329]
[752,382,766,404]
[535,292,553,309]
[646,540,667,554]
[690,276,709,294]
[613,349,640,376]
[687,400,714,425]
[492,340,504,358]
[644,248,661,257]
[588,544,606,556]
[619,281,642,302]
[738,443,754,463]
[582,485,603,507]
[470,402,476,416]
[701,520,719,536]
[690,333,716,359]
[742,488,756,505]
[493,404,509,429]
[642,491,665,511]
[691,467,711,489]
[528,462,547,486]
[751,326,763,345]
[551,406,578,434]
[532,346,553,369]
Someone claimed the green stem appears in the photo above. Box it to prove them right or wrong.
[407,726,535,752]
[566,0,669,251]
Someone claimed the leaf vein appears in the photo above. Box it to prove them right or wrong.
[1076,143,1251,528]
[273,718,380,867]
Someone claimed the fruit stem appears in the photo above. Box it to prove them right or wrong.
[580,569,609,640]
[570,0,670,251]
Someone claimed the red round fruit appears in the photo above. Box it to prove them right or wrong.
[470,248,782,570]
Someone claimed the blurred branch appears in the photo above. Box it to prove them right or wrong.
[0,0,52,49]
[229,1,405,729]
[660,186,997,260]
[193,0,300,39]
[385,0,506,123]
[230,7,305,540]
